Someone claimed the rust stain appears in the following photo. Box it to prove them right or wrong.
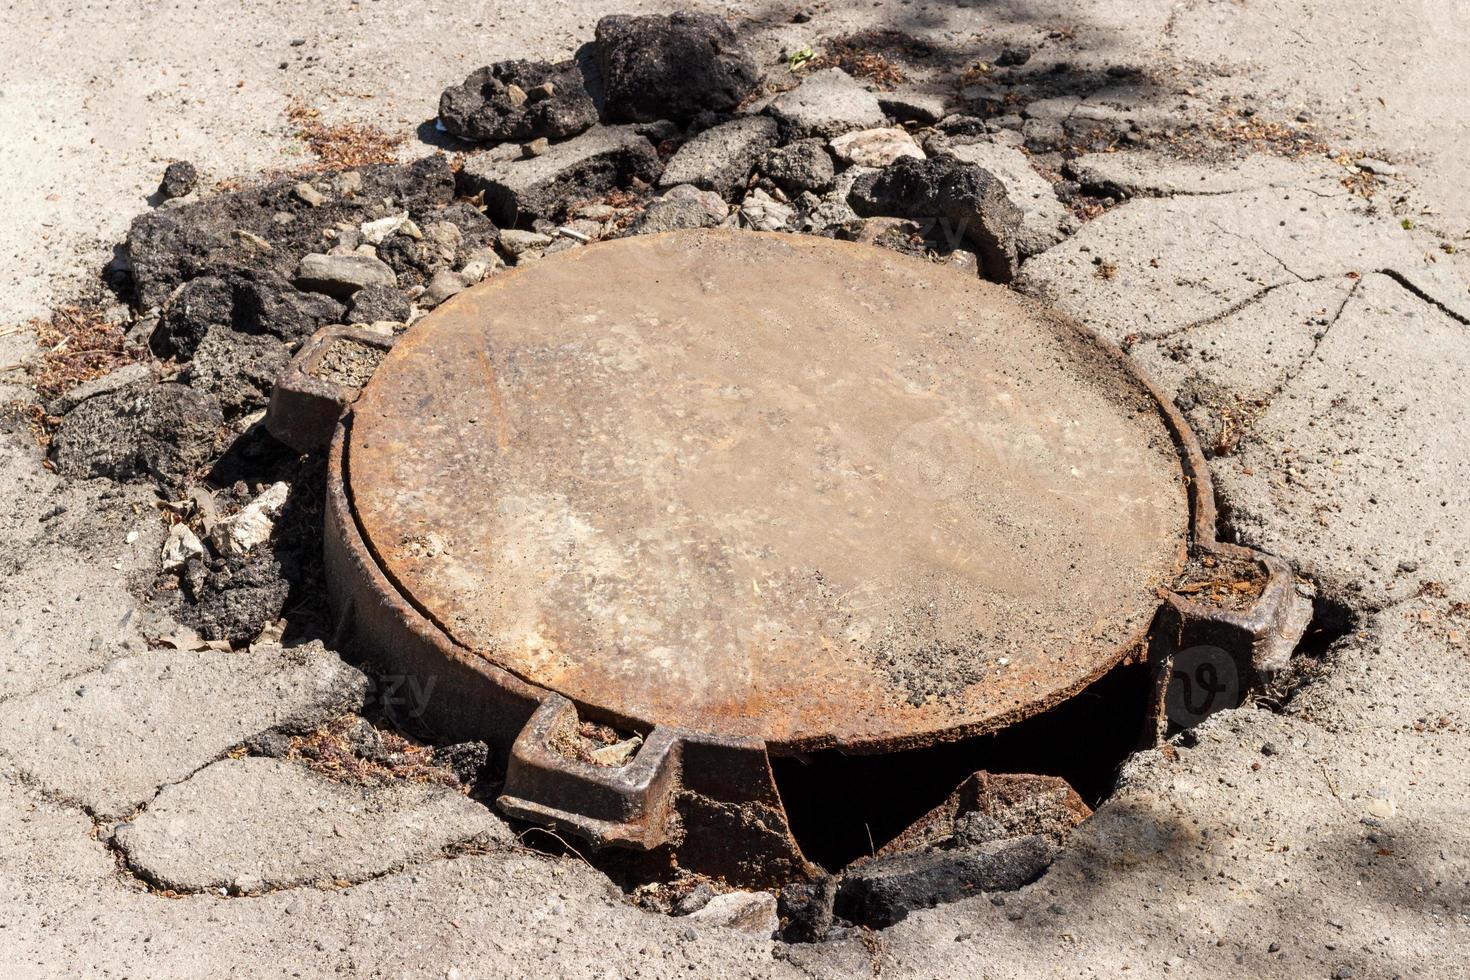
[473,342,511,453]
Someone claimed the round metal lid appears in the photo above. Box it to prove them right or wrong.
[344,230,1190,752]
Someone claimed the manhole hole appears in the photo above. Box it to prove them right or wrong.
[324,230,1310,885]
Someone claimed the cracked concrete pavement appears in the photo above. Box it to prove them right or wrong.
[2,0,1468,976]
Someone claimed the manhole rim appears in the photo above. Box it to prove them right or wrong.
[323,230,1233,757]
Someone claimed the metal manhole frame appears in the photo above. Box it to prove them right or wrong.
[319,233,1311,882]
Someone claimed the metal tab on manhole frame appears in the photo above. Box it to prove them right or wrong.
[322,230,1310,884]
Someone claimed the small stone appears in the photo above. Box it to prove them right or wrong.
[1355,157,1398,177]
[431,741,490,784]
[575,203,618,221]
[457,247,503,284]
[419,270,469,309]
[674,883,716,915]
[1364,794,1396,819]
[295,252,397,298]
[801,199,860,233]
[332,171,363,197]
[762,139,835,194]
[346,284,412,325]
[160,522,206,572]
[292,182,326,207]
[524,137,549,158]
[996,46,1032,67]
[497,229,554,259]
[685,891,779,938]
[735,188,795,232]
[626,185,728,236]
[158,161,199,200]
[588,735,642,766]
[360,212,409,245]
[830,127,926,168]
[778,876,837,943]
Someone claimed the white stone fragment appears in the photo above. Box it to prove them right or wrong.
[209,482,290,557]
[161,522,205,571]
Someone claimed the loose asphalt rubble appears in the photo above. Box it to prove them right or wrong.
[1,1,1468,976]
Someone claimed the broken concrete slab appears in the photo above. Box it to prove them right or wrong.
[761,139,834,195]
[1016,186,1416,343]
[811,699,1470,979]
[0,552,153,700]
[1066,150,1336,199]
[1214,273,1470,609]
[48,382,223,491]
[182,327,291,419]
[878,89,948,125]
[595,12,760,124]
[931,138,1075,257]
[124,156,455,310]
[438,59,598,144]
[1289,595,1468,736]
[114,756,510,892]
[849,156,1023,281]
[0,642,366,819]
[835,835,1056,927]
[880,772,1093,857]
[657,116,778,198]
[625,185,728,235]
[458,125,661,227]
[43,362,154,417]
[767,68,886,140]
[0,772,800,979]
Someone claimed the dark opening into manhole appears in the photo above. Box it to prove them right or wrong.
[771,660,1154,871]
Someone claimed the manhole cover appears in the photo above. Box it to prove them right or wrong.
[324,230,1309,881]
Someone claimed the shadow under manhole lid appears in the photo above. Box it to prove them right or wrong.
[322,229,1311,892]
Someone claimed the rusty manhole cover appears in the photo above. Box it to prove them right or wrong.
[324,230,1308,880]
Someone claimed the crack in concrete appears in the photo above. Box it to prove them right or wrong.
[1204,217,1310,283]
[1138,276,1319,344]
[1379,267,1470,326]
[1263,274,1363,404]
